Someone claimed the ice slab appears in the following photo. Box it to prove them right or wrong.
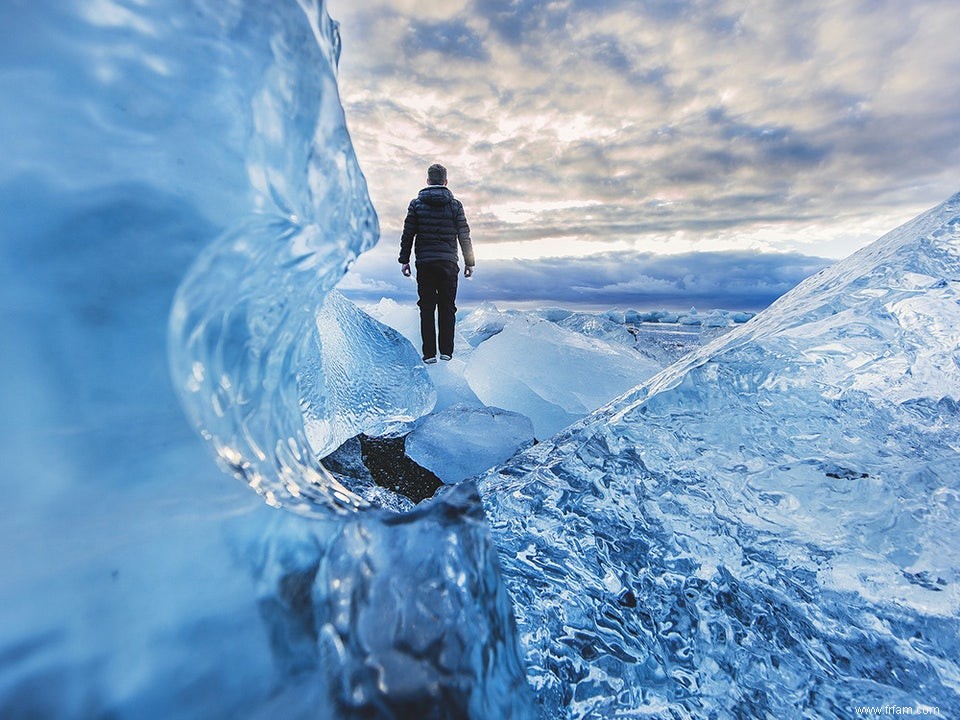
[406,403,535,484]
[242,484,537,718]
[464,315,663,438]
[301,291,435,459]
[458,302,515,347]
[478,192,960,718]
[365,298,483,410]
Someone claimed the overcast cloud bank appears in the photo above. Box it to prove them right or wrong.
[339,249,832,310]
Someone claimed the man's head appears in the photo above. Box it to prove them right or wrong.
[427,163,447,186]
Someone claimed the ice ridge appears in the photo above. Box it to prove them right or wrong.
[477,192,960,718]
[166,2,383,515]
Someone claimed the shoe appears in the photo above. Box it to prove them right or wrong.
[439,354,452,361]
[424,356,437,364]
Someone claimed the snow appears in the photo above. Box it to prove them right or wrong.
[406,404,535,484]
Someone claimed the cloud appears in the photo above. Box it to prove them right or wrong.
[338,247,833,311]
[327,0,960,275]
[404,18,488,61]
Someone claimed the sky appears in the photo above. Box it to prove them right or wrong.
[327,0,960,310]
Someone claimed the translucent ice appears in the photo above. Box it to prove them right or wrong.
[458,301,515,347]
[301,291,435,459]
[478,193,960,718]
[406,403,535,484]
[553,311,637,347]
[244,483,537,718]
[0,1,533,717]
[7,1,959,718]
[364,298,483,410]
[465,314,664,438]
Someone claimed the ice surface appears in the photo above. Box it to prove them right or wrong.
[622,307,756,325]
[477,193,960,718]
[0,1,533,717]
[364,298,483,410]
[406,403,535,484]
[678,306,702,324]
[465,314,664,438]
[242,483,536,718]
[7,0,960,717]
[457,301,516,347]
[301,290,435,459]
[555,311,637,346]
[370,301,711,434]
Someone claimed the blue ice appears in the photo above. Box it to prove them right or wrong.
[1,0,958,718]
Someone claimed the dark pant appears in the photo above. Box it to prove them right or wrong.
[416,260,459,359]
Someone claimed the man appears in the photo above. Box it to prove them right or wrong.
[399,163,475,363]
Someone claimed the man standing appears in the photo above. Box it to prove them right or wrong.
[399,163,475,363]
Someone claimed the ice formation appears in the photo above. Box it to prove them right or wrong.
[164,4,382,513]
[4,0,959,717]
[406,404,535,484]
[477,193,960,717]
[244,483,536,719]
[0,1,531,717]
[465,314,664,438]
[364,298,483,410]
[554,311,637,345]
[301,290,435,458]
[457,301,515,347]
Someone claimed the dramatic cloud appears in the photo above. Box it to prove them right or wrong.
[339,249,833,311]
[327,0,960,306]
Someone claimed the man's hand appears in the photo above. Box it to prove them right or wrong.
[464,266,474,278]
[401,263,412,277]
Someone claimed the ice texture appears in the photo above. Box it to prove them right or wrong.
[301,291,435,458]
[365,298,483,410]
[0,1,534,717]
[465,314,664,438]
[6,0,960,717]
[244,483,537,718]
[477,193,960,718]
[406,403,535,484]
[458,301,514,347]
[555,311,637,346]
[164,5,383,513]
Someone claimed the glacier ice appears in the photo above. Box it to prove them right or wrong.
[364,298,483,411]
[557,313,637,345]
[241,483,536,719]
[457,301,514,347]
[301,290,435,459]
[465,313,664,438]
[0,1,533,717]
[406,403,535,484]
[477,193,960,718]
[5,0,960,717]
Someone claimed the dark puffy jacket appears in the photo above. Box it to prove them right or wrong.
[399,185,474,267]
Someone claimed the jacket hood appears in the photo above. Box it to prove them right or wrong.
[418,185,454,206]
